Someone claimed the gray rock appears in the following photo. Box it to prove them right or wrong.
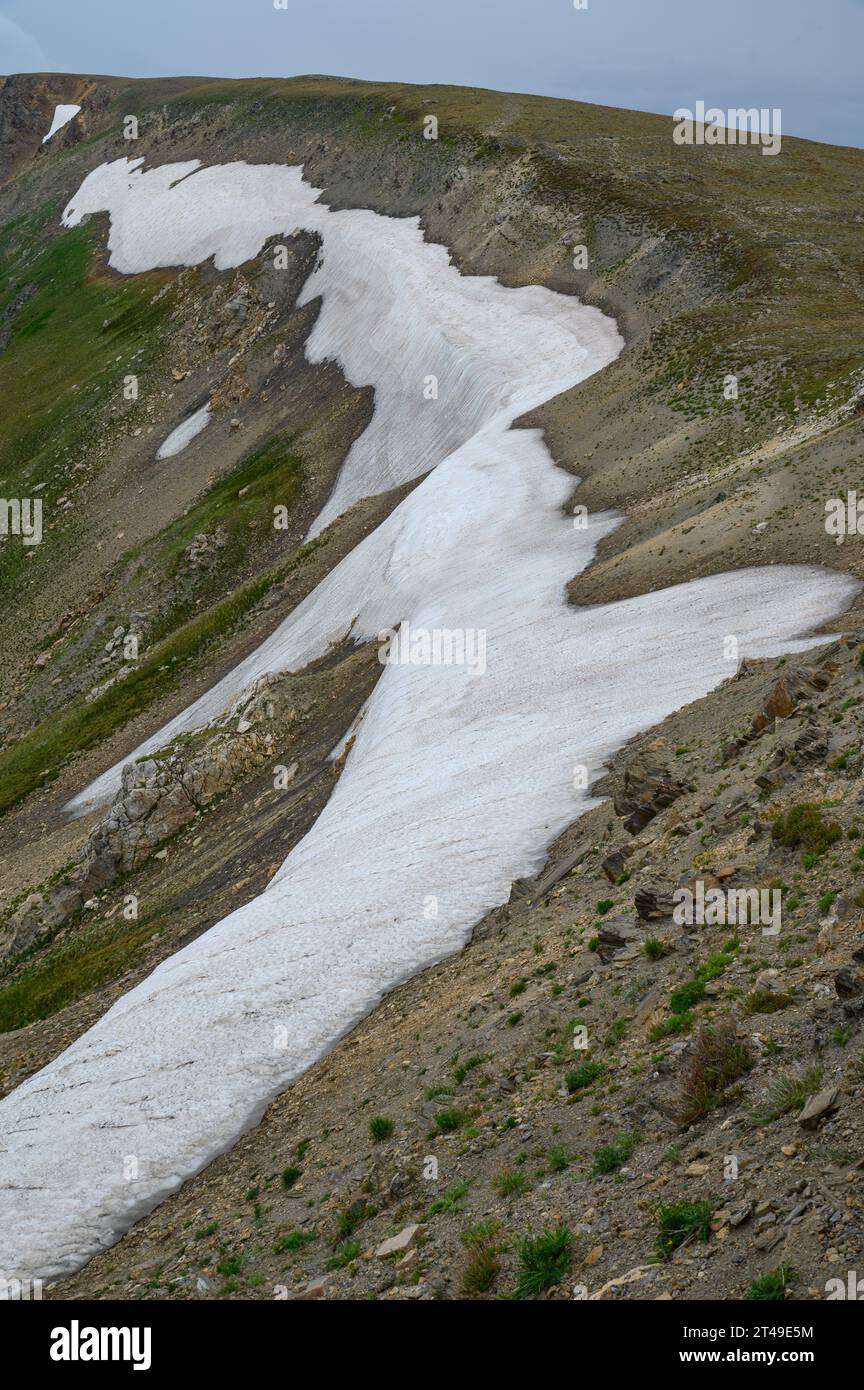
[614,759,687,835]
[375,1224,420,1258]
[728,1201,754,1228]
[634,882,676,920]
[601,849,630,884]
[709,785,750,823]
[797,1086,841,1129]
[596,917,641,960]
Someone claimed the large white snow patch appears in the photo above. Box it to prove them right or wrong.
[0,158,856,1281]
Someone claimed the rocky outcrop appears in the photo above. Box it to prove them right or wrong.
[0,673,299,959]
[613,757,687,835]
[634,881,677,921]
[595,916,642,961]
[183,528,227,570]
[750,673,806,734]
[0,74,102,185]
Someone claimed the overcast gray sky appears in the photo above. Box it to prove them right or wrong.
[1,0,861,148]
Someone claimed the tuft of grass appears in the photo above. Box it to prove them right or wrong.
[453,1055,486,1085]
[281,1165,303,1190]
[746,1265,796,1301]
[664,952,733,1023]
[428,1180,472,1217]
[669,978,707,1014]
[751,1066,824,1124]
[460,1225,503,1296]
[462,1219,501,1247]
[649,1010,693,1041]
[494,1168,529,1198]
[592,1129,639,1175]
[327,1240,361,1270]
[655,1200,714,1259]
[515,1226,572,1298]
[336,1205,363,1240]
[434,1108,467,1134]
[671,1020,753,1126]
[607,1017,628,1045]
[276,1229,318,1253]
[546,1144,572,1173]
[424,1084,453,1101]
[743,988,795,1015]
[368,1115,394,1142]
[566,1060,604,1093]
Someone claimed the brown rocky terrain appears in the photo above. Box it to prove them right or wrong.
[39,630,864,1301]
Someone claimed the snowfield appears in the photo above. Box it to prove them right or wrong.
[0,158,856,1280]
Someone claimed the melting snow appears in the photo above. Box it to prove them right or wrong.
[156,403,211,459]
[42,104,81,144]
[0,158,856,1280]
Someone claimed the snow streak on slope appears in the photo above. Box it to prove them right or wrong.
[42,104,80,144]
[0,158,857,1281]
[156,402,211,459]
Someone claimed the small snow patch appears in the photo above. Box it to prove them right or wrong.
[156,404,211,459]
[42,105,81,144]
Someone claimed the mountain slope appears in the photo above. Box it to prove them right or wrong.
[0,74,862,1296]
